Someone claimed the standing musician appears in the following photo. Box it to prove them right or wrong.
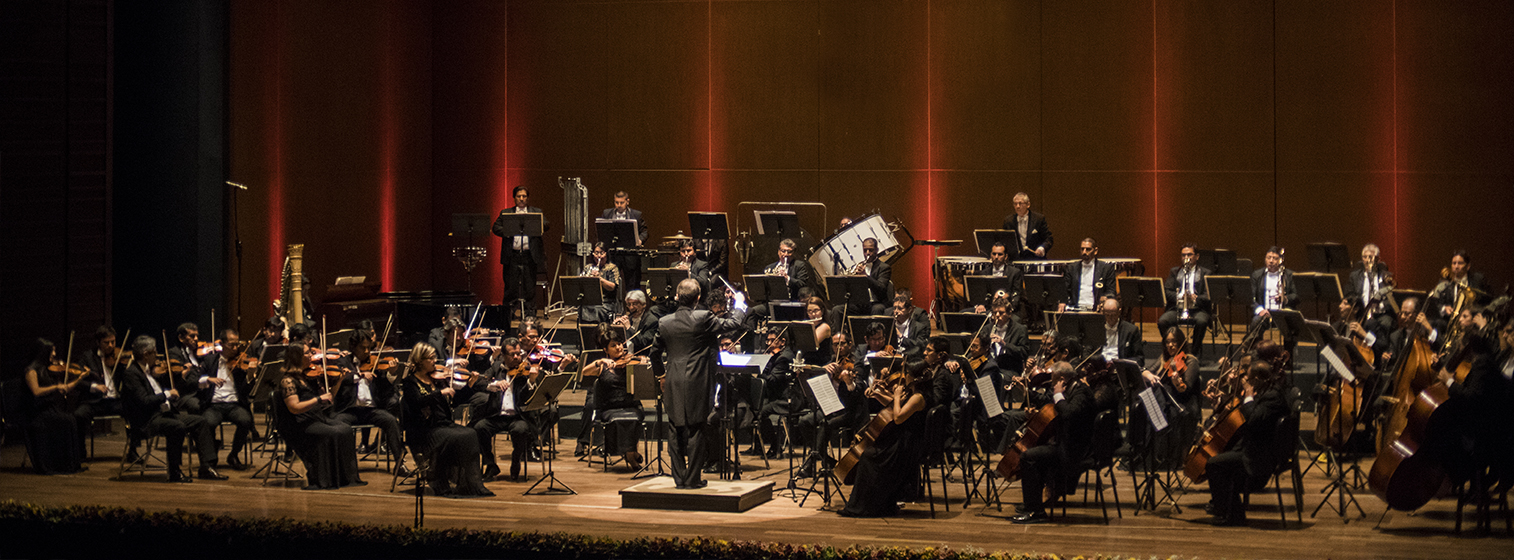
[582,326,648,470]
[1251,246,1301,361]
[22,338,86,475]
[119,335,216,482]
[796,332,869,477]
[400,342,492,497]
[891,290,932,358]
[1157,243,1213,359]
[1428,250,1491,323]
[195,328,257,472]
[332,329,405,476]
[73,325,129,459]
[1133,327,1202,468]
[1059,238,1118,312]
[1000,192,1053,260]
[493,185,549,320]
[275,344,365,490]
[838,359,936,517]
[602,190,649,294]
[578,242,623,324]
[1010,361,1097,524]
[1344,244,1396,336]
[752,329,798,459]
[1204,361,1290,526]
[1097,295,1145,363]
[655,277,748,489]
[472,337,540,482]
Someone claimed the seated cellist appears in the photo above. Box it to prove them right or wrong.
[1204,361,1290,526]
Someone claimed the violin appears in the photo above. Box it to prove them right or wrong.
[358,354,400,376]
[528,344,567,363]
[1157,351,1189,393]
[195,340,222,357]
[100,346,127,369]
[303,347,347,380]
[46,359,91,384]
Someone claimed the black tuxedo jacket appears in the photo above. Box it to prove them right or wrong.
[493,205,549,266]
[861,260,893,304]
[119,362,184,429]
[1250,268,1300,314]
[764,258,815,300]
[1164,265,1213,312]
[1233,388,1290,476]
[1063,259,1118,308]
[1100,320,1145,362]
[473,366,538,420]
[194,352,252,408]
[1000,211,1053,259]
[656,305,747,426]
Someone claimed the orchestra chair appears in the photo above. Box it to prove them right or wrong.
[1454,434,1514,535]
[1242,413,1304,528]
[390,441,425,493]
[251,404,304,485]
[89,414,123,459]
[919,405,953,518]
[1056,408,1123,523]
[349,423,393,473]
[116,418,167,478]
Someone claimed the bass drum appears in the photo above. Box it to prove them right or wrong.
[807,214,903,277]
[935,256,989,312]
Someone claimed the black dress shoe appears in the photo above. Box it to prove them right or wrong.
[226,456,246,471]
[167,469,194,483]
[528,450,543,462]
[573,442,588,457]
[483,464,501,480]
[740,447,764,456]
[765,449,783,459]
[393,465,411,478]
[1011,510,1050,524]
[347,479,369,487]
[198,467,229,480]
[1215,514,1248,527]
[1204,502,1218,516]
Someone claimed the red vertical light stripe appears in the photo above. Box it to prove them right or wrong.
[379,3,396,291]
[267,0,286,306]
[706,0,715,212]
[1391,1,1398,269]
[489,5,512,305]
[1153,0,1160,266]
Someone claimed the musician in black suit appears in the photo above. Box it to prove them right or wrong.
[166,322,208,413]
[981,242,1025,307]
[754,329,798,459]
[671,240,712,294]
[1096,296,1145,363]
[1011,361,1097,524]
[1157,243,1213,358]
[986,298,1030,376]
[493,185,549,319]
[194,329,257,472]
[1428,250,1492,322]
[957,332,1010,453]
[694,237,728,282]
[72,325,128,458]
[1344,244,1396,336]
[891,291,932,358]
[1380,298,1448,365]
[472,336,539,481]
[1251,246,1301,360]
[332,329,405,476]
[743,239,816,329]
[601,190,648,294]
[848,237,893,316]
[119,335,216,482]
[656,278,748,488]
[1059,238,1118,312]
[1205,361,1290,526]
[795,332,869,477]
[1436,312,1513,486]
[1000,192,1053,260]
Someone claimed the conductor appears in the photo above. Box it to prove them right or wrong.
[656,278,748,489]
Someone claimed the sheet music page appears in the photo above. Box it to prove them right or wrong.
[975,375,1004,418]
[806,375,845,416]
[1319,346,1356,383]
[1138,387,1169,432]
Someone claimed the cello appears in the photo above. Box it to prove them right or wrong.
[832,367,915,484]
[1184,323,1268,482]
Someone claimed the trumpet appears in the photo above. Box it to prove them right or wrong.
[1178,267,1197,320]
[1271,266,1287,308]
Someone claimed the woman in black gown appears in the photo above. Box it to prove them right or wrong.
[22,339,86,475]
[582,325,646,470]
[276,344,364,490]
[400,342,492,497]
[839,360,935,517]
[1135,327,1203,469]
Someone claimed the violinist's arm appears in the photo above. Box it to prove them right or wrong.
[25,368,54,397]
[892,391,926,424]
[281,378,330,414]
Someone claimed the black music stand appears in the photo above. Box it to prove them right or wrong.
[1300,320,1370,521]
[1205,275,1255,349]
[1306,242,1351,275]
[1388,289,1427,315]
[689,212,730,240]
[560,276,604,310]
[1118,277,1168,330]
[825,275,873,313]
[1197,249,1238,276]
[1267,309,1307,358]
[1022,275,1069,331]
[973,229,1018,258]
[770,302,806,322]
[595,218,639,250]
[1054,311,1104,357]
[794,368,847,509]
[965,275,1017,310]
[771,321,819,356]
[941,311,989,334]
[1294,272,1343,322]
[645,268,691,303]
[756,211,802,239]
[743,274,789,303]
[495,212,543,238]
[847,315,892,342]
[629,363,674,480]
[524,372,576,495]
[716,356,764,480]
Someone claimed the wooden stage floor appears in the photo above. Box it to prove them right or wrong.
[2,415,1508,560]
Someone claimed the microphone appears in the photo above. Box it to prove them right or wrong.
[226,181,249,190]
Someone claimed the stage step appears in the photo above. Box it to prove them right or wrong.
[620,477,774,513]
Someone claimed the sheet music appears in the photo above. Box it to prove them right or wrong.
[1319,346,1356,383]
[1138,387,1169,432]
[975,375,1003,418]
[806,375,845,417]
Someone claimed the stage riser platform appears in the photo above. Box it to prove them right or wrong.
[620,478,774,513]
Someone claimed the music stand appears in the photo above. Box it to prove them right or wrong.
[1197,249,1238,276]
[1388,289,1427,315]
[965,275,1017,310]
[1023,274,1068,321]
[940,311,989,334]
[524,372,576,495]
[716,356,763,479]
[595,218,639,250]
[825,275,873,313]
[624,362,675,480]
[1293,272,1343,322]
[846,315,892,342]
[771,321,819,355]
[973,229,1018,258]
[1300,321,1370,520]
[1205,275,1255,348]
[794,368,847,508]
[1117,277,1168,329]
[1306,242,1351,275]
[644,268,691,303]
[689,212,730,240]
[560,276,604,310]
[743,274,789,303]
[1267,309,1307,354]
[755,211,802,239]
[771,302,808,322]
[1053,311,1104,356]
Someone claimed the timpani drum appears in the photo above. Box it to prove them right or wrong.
[1013,259,1074,276]
[1104,257,1145,279]
[935,256,989,311]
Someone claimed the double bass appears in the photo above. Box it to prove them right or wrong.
[832,367,914,484]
